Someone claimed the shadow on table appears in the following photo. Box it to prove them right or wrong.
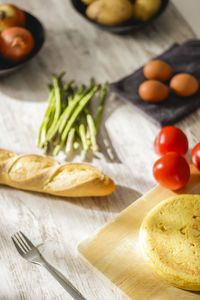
[1,181,143,213]
[58,185,142,213]
[64,124,123,164]
[0,56,48,102]
[1,180,144,213]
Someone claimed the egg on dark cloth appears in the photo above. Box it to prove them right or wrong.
[109,40,200,126]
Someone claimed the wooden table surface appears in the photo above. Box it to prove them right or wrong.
[0,1,199,299]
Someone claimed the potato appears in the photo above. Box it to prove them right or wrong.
[81,0,96,5]
[86,0,133,26]
[132,0,161,21]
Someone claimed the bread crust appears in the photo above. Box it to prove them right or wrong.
[0,149,115,197]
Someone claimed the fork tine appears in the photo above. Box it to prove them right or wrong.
[12,236,26,256]
[18,232,31,251]
[19,231,35,249]
[14,233,29,253]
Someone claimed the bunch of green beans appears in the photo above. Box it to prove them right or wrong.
[37,73,108,156]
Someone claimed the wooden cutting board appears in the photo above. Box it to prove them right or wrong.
[78,165,200,300]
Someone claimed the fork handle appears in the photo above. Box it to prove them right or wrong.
[40,258,86,300]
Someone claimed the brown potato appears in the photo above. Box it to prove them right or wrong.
[86,0,133,26]
[132,0,161,21]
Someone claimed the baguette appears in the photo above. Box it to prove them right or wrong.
[0,149,115,197]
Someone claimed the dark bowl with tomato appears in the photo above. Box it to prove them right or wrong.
[0,11,45,77]
[71,0,169,34]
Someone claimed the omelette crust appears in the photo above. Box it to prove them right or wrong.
[140,194,200,291]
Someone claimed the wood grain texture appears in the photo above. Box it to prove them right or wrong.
[79,166,200,300]
[0,0,199,299]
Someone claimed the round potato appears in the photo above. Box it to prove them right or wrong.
[86,0,133,26]
[132,0,161,21]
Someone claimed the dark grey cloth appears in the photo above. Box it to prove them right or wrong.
[109,40,200,127]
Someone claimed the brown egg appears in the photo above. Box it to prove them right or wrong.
[139,80,169,103]
[170,73,199,97]
[143,60,172,81]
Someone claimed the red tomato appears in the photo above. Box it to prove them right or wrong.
[154,126,188,156]
[153,152,190,190]
[191,142,200,170]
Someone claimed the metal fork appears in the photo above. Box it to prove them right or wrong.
[11,231,86,300]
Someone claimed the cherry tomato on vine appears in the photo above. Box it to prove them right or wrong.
[191,142,200,170]
[154,126,188,156]
[153,152,190,190]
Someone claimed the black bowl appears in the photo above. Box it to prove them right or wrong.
[0,11,45,77]
[71,0,169,34]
